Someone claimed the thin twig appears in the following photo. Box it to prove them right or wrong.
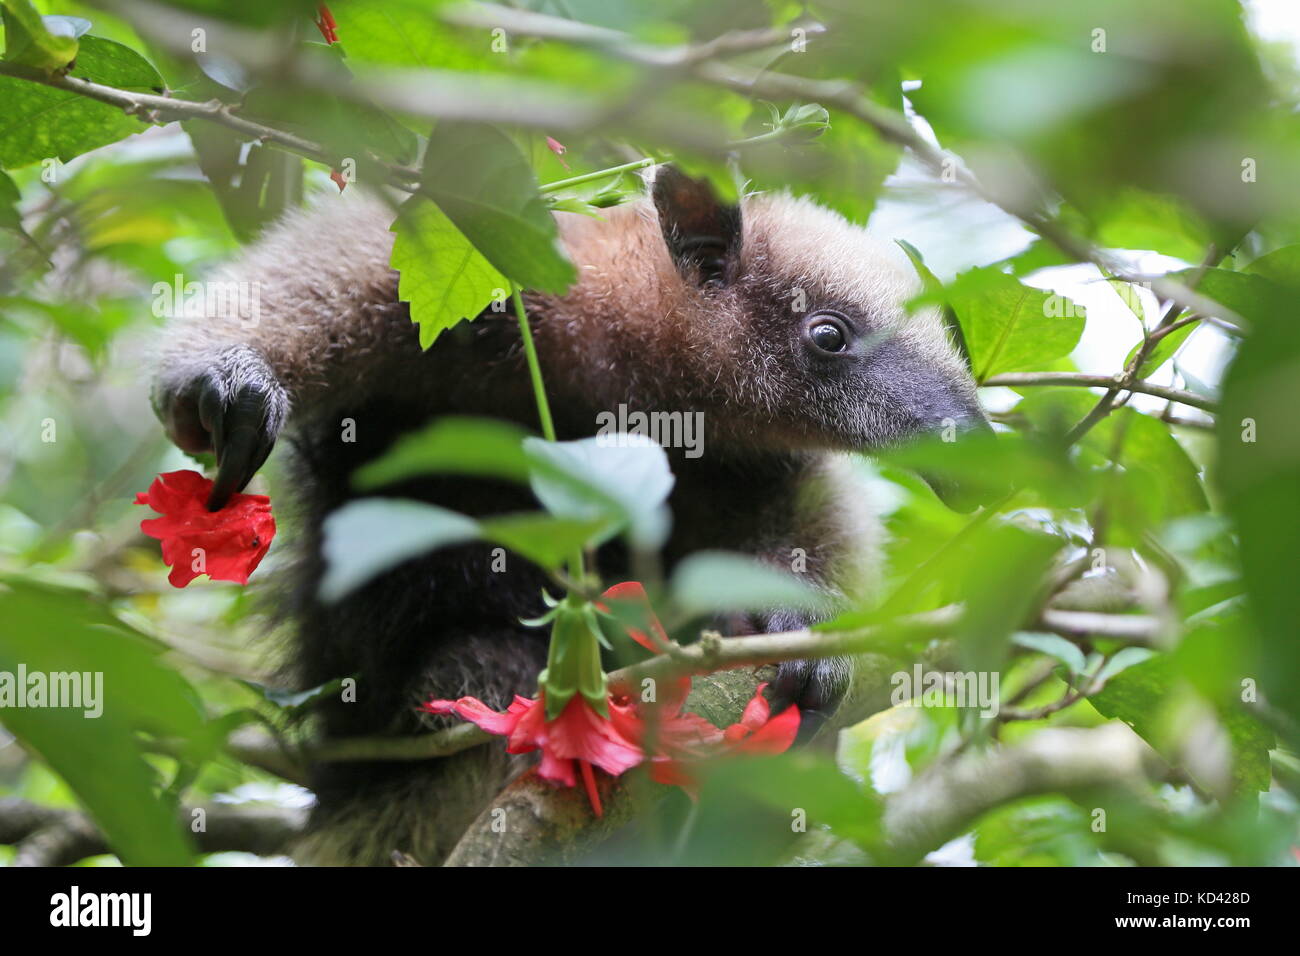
[983,372,1217,413]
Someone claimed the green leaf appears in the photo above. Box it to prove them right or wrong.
[524,436,674,550]
[1094,646,1157,685]
[948,267,1084,382]
[480,512,608,569]
[1106,278,1146,326]
[897,238,971,369]
[0,168,20,230]
[881,428,1089,513]
[240,43,419,168]
[1,2,79,73]
[1089,655,1272,796]
[390,194,509,347]
[973,796,1099,866]
[670,551,828,617]
[1172,267,1279,328]
[1215,264,1300,724]
[1093,191,1213,263]
[954,524,1062,671]
[0,35,163,168]
[319,499,480,602]
[420,123,576,293]
[1011,631,1087,676]
[728,751,885,843]
[355,416,534,489]
[1245,244,1300,288]
[319,498,605,600]
[0,581,207,864]
[1124,322,1196,378]
[240,676,348,717]
[329,0,480,72]
[1085,409,1209,544]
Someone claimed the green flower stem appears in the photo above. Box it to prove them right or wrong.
[512,284,556,443]
[511,283,586,581]
[539,157,655,194]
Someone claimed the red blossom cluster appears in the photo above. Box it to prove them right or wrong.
[423,582,798,815]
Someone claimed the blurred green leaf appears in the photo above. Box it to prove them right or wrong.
[1244,243,1300,287]
[1090,655,1272,796]
[319,497,606,600]
[1215,263,1300,724]
[1011,631,1087,676]
[355,416,534,489]
[0,168,20,231]
[0,580,208,864]
[1123,322,1196,378]
[525,436,674,550]
[319,499,479,602]
[954,524,1061,670]
[330,0,477,71]
[241,42,420,168]
[1,2,79,73]
[479,512,608,569]
[1094,191,1214,262]
[670,551,828,617]
[1085,409,1209,544]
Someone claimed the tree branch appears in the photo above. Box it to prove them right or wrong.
[983,372,1217,412]
[219,600,1162,785]
[878,723,1163,863]
[0,59,384,172]
[0,797,306,866]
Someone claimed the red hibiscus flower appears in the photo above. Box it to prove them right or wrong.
[135,469,275,588]
[425,582,800,813]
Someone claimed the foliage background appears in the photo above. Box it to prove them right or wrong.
[0,0,1298,866]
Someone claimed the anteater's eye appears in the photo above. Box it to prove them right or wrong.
[806,314,849,354]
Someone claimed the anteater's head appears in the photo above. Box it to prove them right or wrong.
[552,166,988,466]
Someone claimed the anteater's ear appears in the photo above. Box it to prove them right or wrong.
[651,165,742,287]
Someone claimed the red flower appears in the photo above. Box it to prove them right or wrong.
[612,673,798,792]
[329,168,348,193]
[135,469,275,588]
[722,682,801,753]
[602,582,800,787]
[422,692,641,816]
[425,582,800,812]
[314,5,339,44]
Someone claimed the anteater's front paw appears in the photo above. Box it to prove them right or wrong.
[715,609,850,745]
[153,345,287,510]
